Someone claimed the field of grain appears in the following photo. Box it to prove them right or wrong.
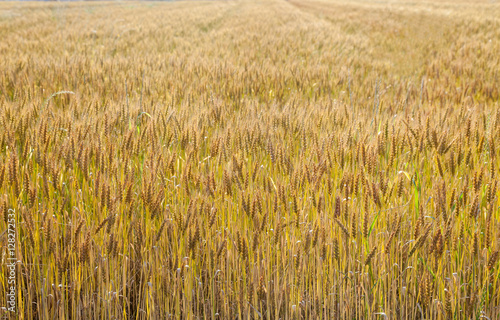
[0,0,500,319]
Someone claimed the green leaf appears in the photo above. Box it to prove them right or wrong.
[419,257,435,278]
[368,211,379,237]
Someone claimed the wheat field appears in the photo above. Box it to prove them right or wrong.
[0,0,500,319]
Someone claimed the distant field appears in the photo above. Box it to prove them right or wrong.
[0,0,499,319]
